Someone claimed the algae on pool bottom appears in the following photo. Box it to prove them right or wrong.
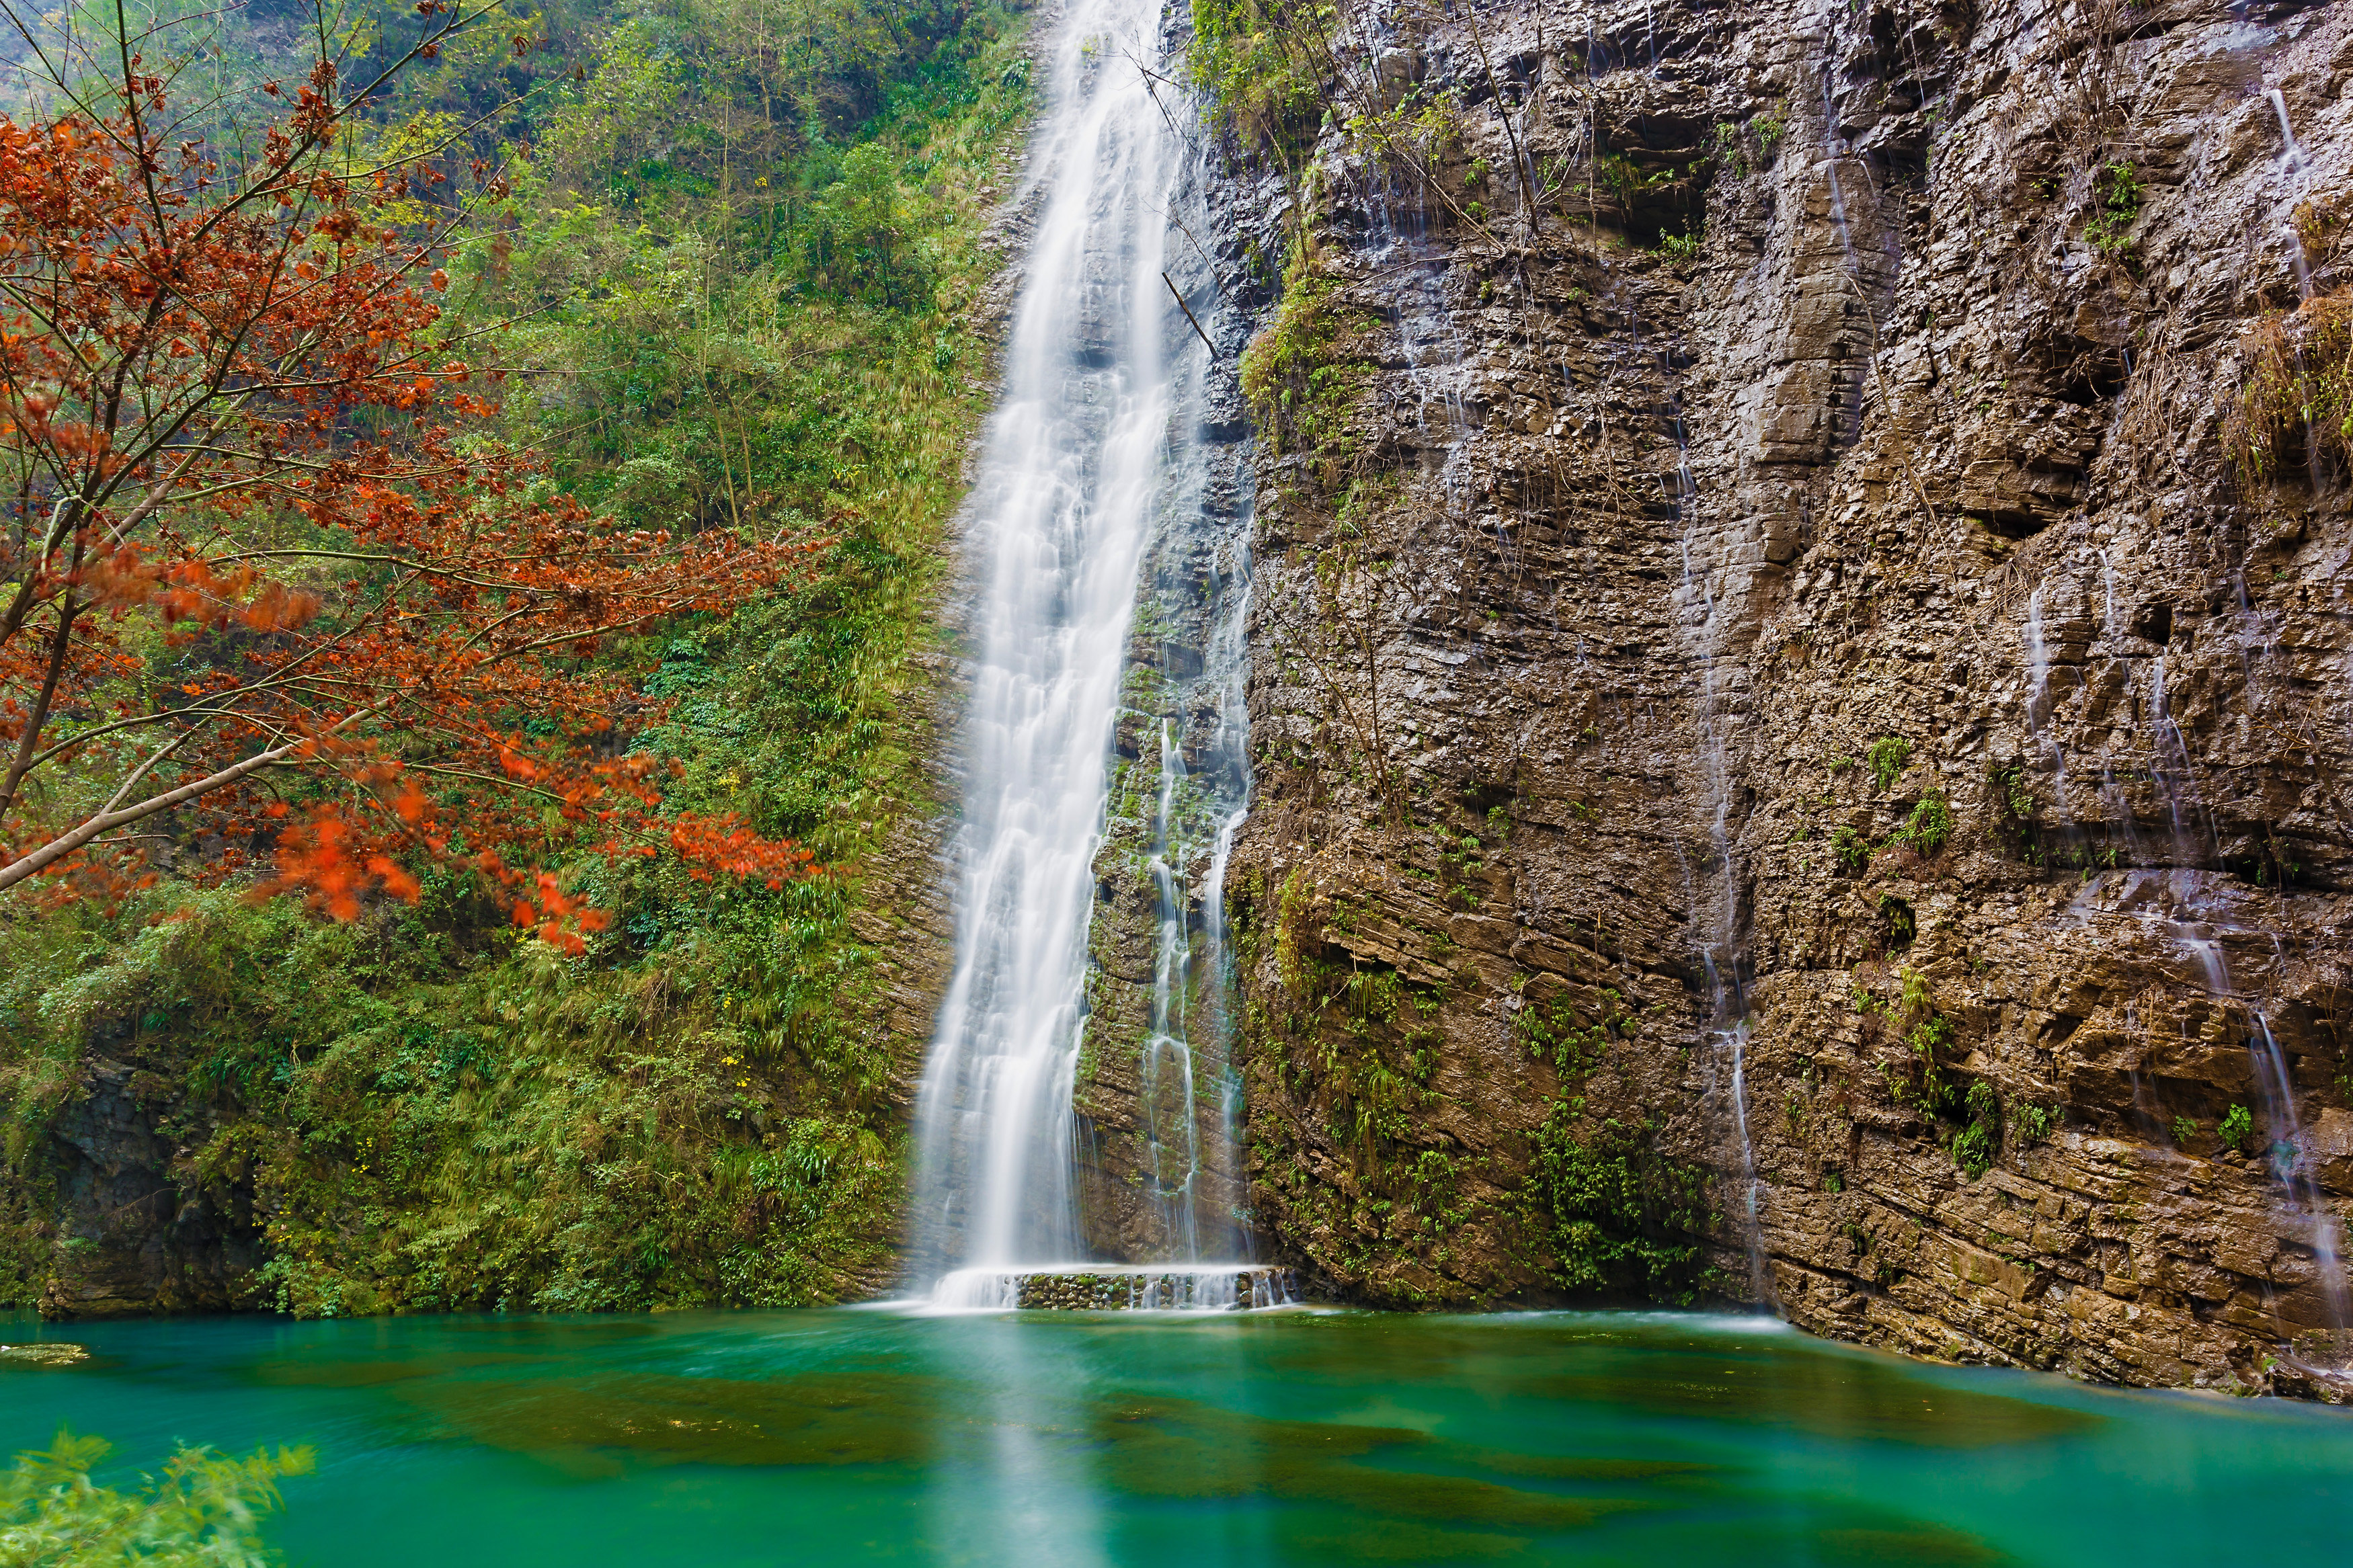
[5,1309,2352,1566]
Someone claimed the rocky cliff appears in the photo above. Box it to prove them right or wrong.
[1150,0,2353,1398]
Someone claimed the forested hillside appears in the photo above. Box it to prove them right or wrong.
[0,0,1033,1316]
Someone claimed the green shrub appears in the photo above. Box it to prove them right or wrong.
[2220,1104,2256,1153]
[1189,0,1330,159]
[1239,244,1375,485]
[2009,1102,2059,1144]
[1878,894,1916,946]
[1831,825,1873,875]
[2085,159,2143,256]
[2228,288,2353,489]
[1,1432,311,1568]
[1899,792,1954,857]
[1529,1103,1716,1304]
[1515,989,1620,1076]
[1951,1122,1995,1180]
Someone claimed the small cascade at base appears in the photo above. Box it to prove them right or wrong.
[930,1265,1298,1313]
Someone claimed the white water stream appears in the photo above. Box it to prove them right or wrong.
[910,0,1263,1309]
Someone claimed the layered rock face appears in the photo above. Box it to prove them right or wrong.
[1185,0,2353,1395]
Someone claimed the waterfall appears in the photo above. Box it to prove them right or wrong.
[912,0,1181,1290]
[910,0,1271,1309]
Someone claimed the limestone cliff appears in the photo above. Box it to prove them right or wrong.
[1152,0,2353,1398]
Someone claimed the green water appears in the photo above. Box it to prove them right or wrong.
[4,1308,2349,1565]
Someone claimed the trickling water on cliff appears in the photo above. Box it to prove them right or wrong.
[911,0,1261,1308]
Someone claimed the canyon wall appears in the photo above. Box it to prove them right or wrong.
[1162,0,2353,1397]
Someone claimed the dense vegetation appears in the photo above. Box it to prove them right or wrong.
[1,1432,309,1568]
[0,0,1037,1313]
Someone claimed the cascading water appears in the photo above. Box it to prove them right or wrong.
[910,0,1273,1311]
[2251,1012,2351,1352]
[1652,313,1767,1303]
[2034,585,2352,1358]
[1140,720,1203,1260]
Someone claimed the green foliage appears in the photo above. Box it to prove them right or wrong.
[1,1431,312,1568]
[1708,122,1748,180]
[2009,1102,2059,1145]
[2219,1103,2256,1154]
[1189,0,1332,161]
[1872,970,2005,1180]
[1656,224,1703,262]
[1953,1081,2001,1180]
[1877,894,1916,948]
[1595,153,1669,206]
[1528,1102,1716,1304]
[1989,761,2038,850]
[1866,736,1911,793]
[1897,792,1954,858]
[1831,825,1873,876]
[2170,1114,2198,1148]
[1240,241,1375,487]
[0,0,1037,1316]
[1515,989,1622,1077]
[2084,159,2144,257]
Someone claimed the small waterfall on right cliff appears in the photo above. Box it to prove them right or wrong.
[2023,577,2352,1359]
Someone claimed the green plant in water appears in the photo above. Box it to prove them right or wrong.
[1866,735,1911,792]
[1,1431,312,1568]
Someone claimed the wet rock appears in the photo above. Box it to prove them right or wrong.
[1193,0,2353,1396]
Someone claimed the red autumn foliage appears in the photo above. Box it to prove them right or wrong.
[0,13,822,932]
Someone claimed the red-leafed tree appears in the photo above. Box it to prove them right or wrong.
[0,3,820,942]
